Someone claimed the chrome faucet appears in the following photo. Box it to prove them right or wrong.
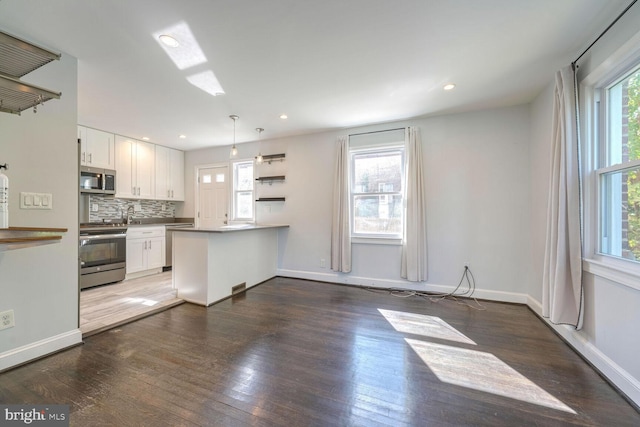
[126,205,135,224]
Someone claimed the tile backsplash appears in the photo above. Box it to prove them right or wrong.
[87,194,176,222]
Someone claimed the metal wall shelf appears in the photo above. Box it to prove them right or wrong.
[261,153,286,164]
[255,197,285,202]
[256,175,285,184]
[0,30,62,115]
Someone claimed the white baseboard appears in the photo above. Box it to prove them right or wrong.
[276,268,528,304]
[526,296,640,407]
[0,329,82,372]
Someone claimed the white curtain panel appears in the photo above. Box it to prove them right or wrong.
[543,65,583,329]
[331,136,351,272]
[401,127,428,281]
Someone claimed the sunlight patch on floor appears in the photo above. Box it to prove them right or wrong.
[125,297,159,307]
[406,339,576,414]
[378,308,476,345]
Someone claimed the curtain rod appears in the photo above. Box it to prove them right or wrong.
[573,0,638,66]
[349,127,406,137]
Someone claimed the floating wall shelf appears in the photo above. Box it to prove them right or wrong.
[256,197,285,202]
[256,175,285,184]
[260,153,286,164]
[0,30,62,115]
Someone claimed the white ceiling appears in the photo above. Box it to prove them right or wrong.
[0,0,630,150]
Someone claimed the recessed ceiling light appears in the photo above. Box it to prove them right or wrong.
[142,137,150,141]
[280,114,288,119]
[179,135,186,139]
[443,83,456,91]
[159,34,179,48]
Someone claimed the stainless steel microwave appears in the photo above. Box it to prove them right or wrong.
[80,166,116,195]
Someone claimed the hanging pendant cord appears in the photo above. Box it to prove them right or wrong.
[572,0,638,67]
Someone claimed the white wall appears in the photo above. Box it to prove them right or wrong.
[183,105,533,301]
[528,81,554,302]
[0,32,81,369]
[528,4,640,405]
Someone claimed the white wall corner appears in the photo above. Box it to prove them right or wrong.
[0,329,82,373]
[526,296,640,407]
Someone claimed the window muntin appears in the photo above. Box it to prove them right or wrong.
[350,146,404,238]
[597,66,640,261]
[232,160,254,221]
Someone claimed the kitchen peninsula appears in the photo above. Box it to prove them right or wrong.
[170,224,288,306]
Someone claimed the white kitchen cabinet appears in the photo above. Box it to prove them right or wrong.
[155,145,184,201]
[78,126,115,169]
[126,226,165,275]
[115,135,155,199]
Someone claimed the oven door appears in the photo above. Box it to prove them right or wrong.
[79,232,126,274]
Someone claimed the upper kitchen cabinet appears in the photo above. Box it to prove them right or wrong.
[78,126,115,169]
[155,145,184,201]
[115,135,155,199]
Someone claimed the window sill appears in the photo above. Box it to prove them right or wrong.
[351,237,402,246]
[582,258,640,292]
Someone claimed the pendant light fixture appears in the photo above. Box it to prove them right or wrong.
[229,114,239,158]
[255,128,264,164]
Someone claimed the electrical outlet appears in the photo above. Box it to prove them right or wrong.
[0,309,15,330]
[320,258,326,268]
[134,204,142,212]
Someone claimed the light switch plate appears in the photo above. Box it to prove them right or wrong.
[20,192,53,210]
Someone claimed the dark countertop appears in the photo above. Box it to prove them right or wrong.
[168,224,289,233]
[126,217,194,227]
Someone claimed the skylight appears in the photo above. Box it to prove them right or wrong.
[186,70,225,97]
[153,21,207,70]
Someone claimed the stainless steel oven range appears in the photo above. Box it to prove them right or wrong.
[79,223,127,289]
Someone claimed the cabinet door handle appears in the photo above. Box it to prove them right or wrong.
[145,241,147,250]
[82,152,85,162]
[167,190,170,198]
[88,153,92,163]
[171,190,174,198]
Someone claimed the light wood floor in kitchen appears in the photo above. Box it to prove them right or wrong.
[79,271,184,337]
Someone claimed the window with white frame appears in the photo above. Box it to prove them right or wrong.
[350,145,405,238]
[232,160,254,221]
[597,65,640,262]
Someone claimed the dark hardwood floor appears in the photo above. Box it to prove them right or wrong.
[1,277,638,426]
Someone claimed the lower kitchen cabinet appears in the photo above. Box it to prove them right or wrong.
[126,226,165,275]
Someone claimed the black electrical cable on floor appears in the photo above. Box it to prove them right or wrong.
[362,266,485,310]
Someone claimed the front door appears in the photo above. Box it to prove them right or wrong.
[197,166,228,228]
